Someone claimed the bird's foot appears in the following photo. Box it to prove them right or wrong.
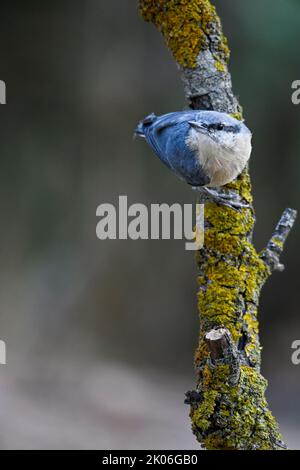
[195,186,251,211]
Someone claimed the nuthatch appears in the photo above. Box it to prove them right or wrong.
[135,111,252,208]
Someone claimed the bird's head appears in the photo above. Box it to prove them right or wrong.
[187,111,252,157]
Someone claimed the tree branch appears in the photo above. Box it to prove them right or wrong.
[205,328,240,386]
[138,0,296,450]
[261,208,297,272]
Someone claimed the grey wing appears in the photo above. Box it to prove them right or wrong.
[141,111,210,186]
[162,122,211,187]
[143,112,202,167]
[149,111,203,132]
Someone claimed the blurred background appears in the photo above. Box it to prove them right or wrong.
[0,0,299,449]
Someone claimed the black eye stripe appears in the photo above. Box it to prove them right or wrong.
[208,123,239,133]
[227,125,240,133]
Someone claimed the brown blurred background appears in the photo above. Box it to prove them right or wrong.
[0,0,299,449]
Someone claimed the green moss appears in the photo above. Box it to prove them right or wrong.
[139,0,230,69]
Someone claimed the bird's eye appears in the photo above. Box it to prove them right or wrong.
[208,123,225,132]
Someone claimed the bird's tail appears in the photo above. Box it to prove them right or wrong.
[134,113,157,137]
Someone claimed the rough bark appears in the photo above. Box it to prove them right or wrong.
[138,0,297,450]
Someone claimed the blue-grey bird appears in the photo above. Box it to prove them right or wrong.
[135,110,252,208]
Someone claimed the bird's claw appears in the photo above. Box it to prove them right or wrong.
[195,187,251,211]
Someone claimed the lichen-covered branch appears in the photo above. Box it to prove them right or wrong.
[139,0,241,114]
[205,328,240,386]
[139,0,296,450]
[261,208,297,272]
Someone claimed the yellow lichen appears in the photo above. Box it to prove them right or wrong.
[214,60,226,73]
[191,366,284,450]
[140,0,286,451]
[225,169,253,204]
[271,237,284,249]
[194,166,271,370]
[191,390,219,431]
[230,112,244,121]
[139,0,230,69]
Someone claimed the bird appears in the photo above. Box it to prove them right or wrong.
[135,110,252,209]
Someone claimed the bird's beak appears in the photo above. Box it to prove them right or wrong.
[188,121,208,135]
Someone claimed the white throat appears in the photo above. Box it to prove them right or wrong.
[186,129,252,187]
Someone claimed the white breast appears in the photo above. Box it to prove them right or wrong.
[186,129,251,187]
